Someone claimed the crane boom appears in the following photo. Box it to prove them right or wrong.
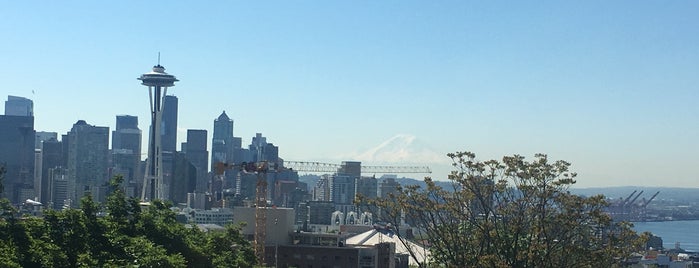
[643,191,660,207]
[284,161,431,174]
[622,190,637,206]
[629,190,644,206]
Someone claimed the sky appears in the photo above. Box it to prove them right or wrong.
[1,1,697,188]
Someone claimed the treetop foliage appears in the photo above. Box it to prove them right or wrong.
[0,172,256,268]
[360,151,647,268]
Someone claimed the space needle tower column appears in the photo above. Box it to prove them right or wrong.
[138,63,178,201]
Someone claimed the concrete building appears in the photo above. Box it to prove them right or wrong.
[313,175,331,201]
[66,120,109,205]
[192,208,234,225]
[233,207,295,246]
[330,175,356,205]
[49,167,69,209]
[306,201,335,225]
[0,114,35,203]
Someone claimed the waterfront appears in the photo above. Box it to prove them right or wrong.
[633,220,699,252]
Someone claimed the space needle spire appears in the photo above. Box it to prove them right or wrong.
[138,60,179,201]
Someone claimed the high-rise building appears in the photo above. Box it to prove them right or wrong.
[330,175,356,205]
[66,120,109,205]
[49,167,69,209]
[35,131,57,149]
[5,95,33,116]
[162,95,178,153]
[378,176,400,198]
[169,151,197,204]
[249,133,279,163]
[111,115,142,188]
[356,176,378,199]
[338,161,361,178]
[313,175,331,201]
[0,114,35,203]
[185,129,209,192]
[211,111,234,169]
[306,201,335,225]
[41,138,63,206]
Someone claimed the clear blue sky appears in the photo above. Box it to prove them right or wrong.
[1,1,697,187]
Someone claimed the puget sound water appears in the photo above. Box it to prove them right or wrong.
[633,220,699,252]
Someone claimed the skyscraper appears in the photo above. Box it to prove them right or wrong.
[249,133,279,163]
[211,111,234,169]
[41,138,63,206]
[169,151,197,204]
[185,129,209,192]
[35,131,57,149]
[66,120,109,205]
[162,95,178,153]
[356,176,378,199]
[0,114,35,203]
[112,115,142,195]
[4,95,33,116]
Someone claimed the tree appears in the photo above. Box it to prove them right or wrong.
[360,151,646,267]
[0,174,256,267]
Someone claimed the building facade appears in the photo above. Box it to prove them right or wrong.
[185,129,209,192]
[111,115,142,191]
[4,95,33,116]
[0,114,35,203]
[161,95,178,153]
[66,120,109,205]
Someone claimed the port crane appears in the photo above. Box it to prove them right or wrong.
[214,160,431,265]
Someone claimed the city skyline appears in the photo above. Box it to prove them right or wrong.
[1,2,697,187]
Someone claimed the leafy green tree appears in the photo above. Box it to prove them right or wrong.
[206,224,256,267]
[360,151,646,268]
[0,172,257,268]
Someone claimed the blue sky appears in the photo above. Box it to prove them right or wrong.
[1,1,697,187]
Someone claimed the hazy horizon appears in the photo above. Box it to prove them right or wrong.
[1,2,697,187]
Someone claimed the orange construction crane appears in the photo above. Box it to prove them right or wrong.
[213,160,431,266]
[214,161,269,265]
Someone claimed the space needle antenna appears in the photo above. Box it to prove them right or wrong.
[158,52,161,66]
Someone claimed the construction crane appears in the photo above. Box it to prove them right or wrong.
[283,161,432,174]
[643,191,660,208]
[214,160,431,266]
[214,161,269,266]
[622,190,637,206]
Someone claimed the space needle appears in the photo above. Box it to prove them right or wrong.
[139,60,178,201]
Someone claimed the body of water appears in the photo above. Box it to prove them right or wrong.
[633,220,699,252]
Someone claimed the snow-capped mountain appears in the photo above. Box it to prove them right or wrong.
[353,134,446,164]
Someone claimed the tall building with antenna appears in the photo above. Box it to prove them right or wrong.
[139,60,179,201]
